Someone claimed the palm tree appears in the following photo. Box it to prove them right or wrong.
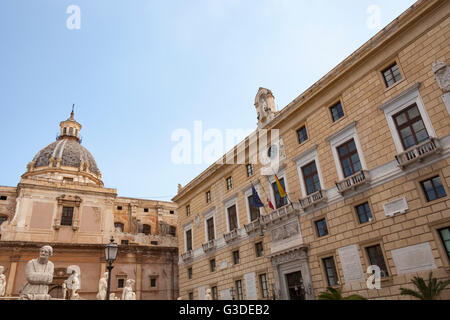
[400,272,450,300]
[318,287,366,300]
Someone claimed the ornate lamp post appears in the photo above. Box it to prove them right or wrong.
[104,236,118,301]
[230,287,235,301]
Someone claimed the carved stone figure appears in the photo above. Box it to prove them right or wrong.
[19,245,54,300]
[254,88,277,128]
[62,282,67,300]
[204,288,212,300]
[110,293,120,300]
[65,265,81,300]
[433,61,450,92]
[0,265,6,297]
[96,272,108,300]
[122,279,136,300]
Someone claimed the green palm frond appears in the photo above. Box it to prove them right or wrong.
[318,287,366,300]
[400,272,450,300]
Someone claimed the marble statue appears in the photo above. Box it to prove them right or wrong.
[96,272,108,300]
[122,279,136,300]
[65,265,81,300]
[204,288,212,300]
[0,265,6,297]
[62,282,67,300]
[19,245,54,300]
[110,293,120,300]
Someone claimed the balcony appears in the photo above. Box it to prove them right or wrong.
[202,239,216,252]
[244,218,262,235]
[336,170,369,194]
[260,203,301,226]
[298,190,327,210]
[395,138,441,169]
[181,250,193,262]
[223,229,239,243]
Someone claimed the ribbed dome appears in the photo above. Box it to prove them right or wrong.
[32,139,100,175]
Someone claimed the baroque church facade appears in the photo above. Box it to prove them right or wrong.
[0,110,179,300]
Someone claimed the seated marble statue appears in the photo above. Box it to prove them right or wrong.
[122,279,136,300]
[19,245,54,300]
[0,265,6,297]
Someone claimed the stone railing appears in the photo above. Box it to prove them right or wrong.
[223,229,239,243]
[114,230,178,247]
[395,137,441,169]
[336,170,369,194]
[298,190,326,210]
[244,218,262,235]
[181,250,193,261]
[260,203,301,226]
[202,239,216,252]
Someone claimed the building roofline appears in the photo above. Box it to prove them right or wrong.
[172,0,444,203]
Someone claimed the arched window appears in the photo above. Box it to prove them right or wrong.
[63,128,67,135]
[143,224,151,235]
[69,127,73,136]
[114,222,124,232]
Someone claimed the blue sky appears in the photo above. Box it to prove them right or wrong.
[0,0,417,200]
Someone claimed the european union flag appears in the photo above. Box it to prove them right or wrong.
[250,184,264,208]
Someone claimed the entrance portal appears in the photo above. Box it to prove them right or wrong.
[285,271,305,300]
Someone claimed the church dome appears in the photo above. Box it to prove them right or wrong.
[32,139,100,175]
[24,107,102,184]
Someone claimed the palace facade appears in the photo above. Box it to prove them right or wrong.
[173,0,450,300]
[0,110,179,300]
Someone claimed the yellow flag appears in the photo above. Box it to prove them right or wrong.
[275,175,287,198]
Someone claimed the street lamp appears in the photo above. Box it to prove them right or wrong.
[230,287,235,301]
[104,236,118,301]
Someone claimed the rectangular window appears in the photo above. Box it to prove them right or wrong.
[210,259,216,273]
[382,63,402,87]
[206,217,215,241]
[438,227,450,262]
[117,206,122,211]
[393,104,429,150]
[118,279,125,288]
[226,177,233,190]
[302,161,321,195]
[322,257,339,286]
[206,191,211,204]
[337,139,362,178]
[421,176,447,202]
[150,241,158,245]
[61,206,74,226]
[186,229,193,251]
[255,242,264,258]
[0,196,7,201]
[143,224,151,235]
[355,202,373,224]
[235,280,243,300]
[297,126,308,144]
[169,226,177,236]
[227,205,238,231]
[247,195,261,222]
[187,268,193,280]
[330,102,344,122]
[63,177,73,183]
[188,292,194,300]
[121,240,129,245]
[366,245,389,278]
[272,177,288,209]
[212,286,218,300]
[315,218,328,237]
[186,205,191,217]
[150,278,157,287]
[259,274,269,298]
[232,250,240,265]
[170,210,174,215]
[144,208,149,213]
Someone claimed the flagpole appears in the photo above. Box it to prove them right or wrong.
[271,168,294,208]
